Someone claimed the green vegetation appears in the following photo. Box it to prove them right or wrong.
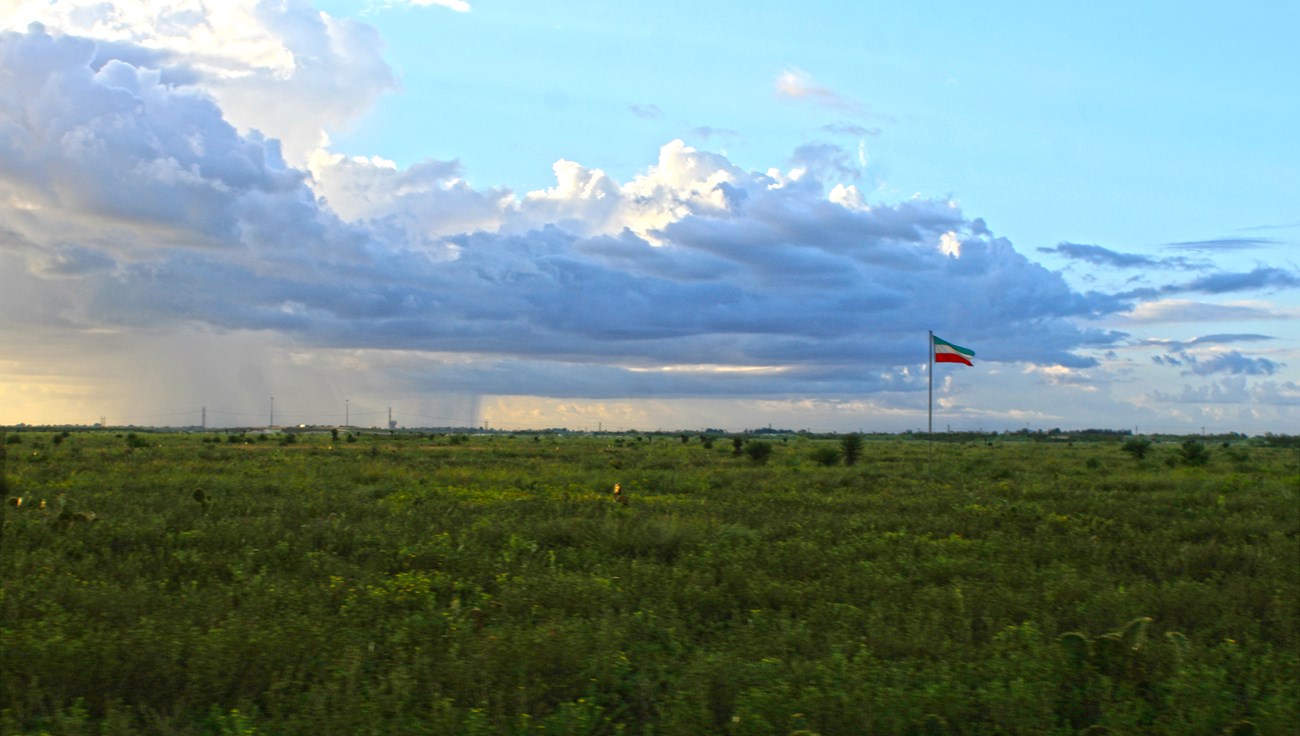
[1121,437,1152,462]
[839,434,864,466]
[743,440,774,464]
[1180,440,1212,467]
[2,431,1297,735]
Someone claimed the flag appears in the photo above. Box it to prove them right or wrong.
[933,335,974,366]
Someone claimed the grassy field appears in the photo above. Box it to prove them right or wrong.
[1,430,1297,735]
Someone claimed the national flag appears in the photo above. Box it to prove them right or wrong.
[933,335,974,366]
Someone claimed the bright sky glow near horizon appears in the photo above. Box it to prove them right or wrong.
[1,1,1297,433]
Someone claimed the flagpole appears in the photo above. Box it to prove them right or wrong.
[928,330,933,481]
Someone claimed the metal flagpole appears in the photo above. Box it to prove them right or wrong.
[928,330,934,480]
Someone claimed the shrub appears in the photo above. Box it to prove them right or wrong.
[1180,439,1211,467]
[743,441,773,464]
[840,433,864,466]
[124,433,150,449]
[1121,437,1152,461]
[810,446,842,466]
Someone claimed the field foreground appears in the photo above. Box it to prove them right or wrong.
[2,431,1298,735]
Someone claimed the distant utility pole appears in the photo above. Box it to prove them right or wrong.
[345,399,349,428]
[270,396,275,428]
[201,406,206,430]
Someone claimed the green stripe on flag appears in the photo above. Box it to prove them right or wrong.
[933,336,974,357]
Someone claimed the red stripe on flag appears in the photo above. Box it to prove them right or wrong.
[934,352,973,366]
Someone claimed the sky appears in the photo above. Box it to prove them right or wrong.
[1,0,1297,434]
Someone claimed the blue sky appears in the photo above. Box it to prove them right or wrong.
[0,1,1296,433]
[322,1,1298,250]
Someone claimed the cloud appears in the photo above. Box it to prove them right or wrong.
[1251,381,1300,406]
[307,150,513,236]
[1040,242,1165,268]
[1138,333,1277,353]
[1237,220,1300,232]
[1182,333,1277,347]
[1151,377,1250,404]
[0,25,1141,405]
[1122,299,1291,323]
[822,122,881,137]
[1164,237,1278,251]
[6,1,397,165]
[399,0,471,11]
[1170,267,1300,294]
[774,69,864,114]
[690,126,741,143]
[1152,347,1284,377]
[1183,351,1283,377]
[787,143,861,181]
[629,104,663,120]
[1021,364,1098,390]
[1111,264,1300,302]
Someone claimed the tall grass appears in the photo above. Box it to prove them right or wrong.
[1,431,1296,734]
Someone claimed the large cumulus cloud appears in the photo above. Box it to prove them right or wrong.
[5,0,395,164]
[0,22,1125,403]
